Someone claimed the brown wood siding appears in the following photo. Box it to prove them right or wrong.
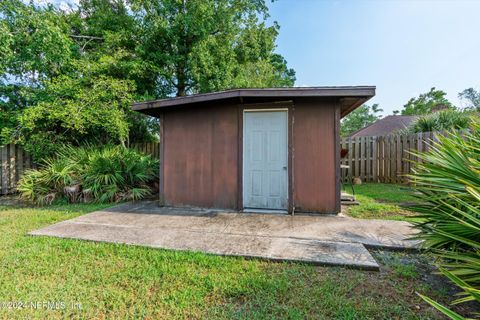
[293,100,337,213]
[158,98,340,214]
[163,103,238,208]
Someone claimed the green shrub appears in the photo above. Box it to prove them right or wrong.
[17,145,159,204]
[409,121,480,318]
[406,110,473,134]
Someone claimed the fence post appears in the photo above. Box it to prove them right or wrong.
[359,136,365,181]
[372,136,378,182]
[348,138,353,182]
[365,137,372,182]
[1,146,7,194]
[417,132,423,164]
[340,138,346,182]
[354,137,359,178]
[377,136,382,182]
[384,135,388,183]
[389,135,394,183]
[8,144,15,193]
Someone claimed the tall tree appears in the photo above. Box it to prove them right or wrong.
[400,87,454,116]
[0,0,76,144]
[340,104,383,137]
[130,0,295,97]
[0,0,75,84]
[458,88,480,111]
[18,74,134,159]
[1,0,295,158]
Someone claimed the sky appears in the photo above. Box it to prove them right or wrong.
[267,0,480,115]
[31,0,480,115]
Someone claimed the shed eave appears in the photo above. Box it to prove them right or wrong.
[132,86,376,116]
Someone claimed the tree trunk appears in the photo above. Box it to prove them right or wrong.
[176,64,187,97]
[176,0,190,97]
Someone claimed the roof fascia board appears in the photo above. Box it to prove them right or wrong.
[132,87,375,111]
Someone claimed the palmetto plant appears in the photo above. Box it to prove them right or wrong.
[406,109,473,134]
[18,145,159,204]
[16,170,53,205]
[82,146,157,202]
[409,121,480,319]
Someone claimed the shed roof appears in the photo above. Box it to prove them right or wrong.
[133,86,375,118]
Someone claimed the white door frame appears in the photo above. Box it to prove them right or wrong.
[242,109,289,211]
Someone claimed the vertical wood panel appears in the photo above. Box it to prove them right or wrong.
[0,144,34,195]
[293,101,337,213]
[16,146,23,182]
[390,136,393,183]
[408,134,413,181]
[389,135,394,183]
[341,138,350,183]
[1,145,8,194]
[392,135,397,183]
[348,138,353,183]
[340,131,447,184]
[9,144,15,192]
[381,136,386,183]
[357,137,365,181]
[354,137,360,178]
[384,136,389,183]
[378,136,384,182]
[417,132,423,164]
[365,136,371,182]
[407,134,412,181]
[163,104,238,209]
[396,135,401,183]
[403,135,407,182]
[372,136,377,182]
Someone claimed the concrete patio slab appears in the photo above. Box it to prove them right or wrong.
[30,220,379,270]
[29,201,419,269]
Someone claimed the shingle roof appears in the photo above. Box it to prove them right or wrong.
[349,115,417,138]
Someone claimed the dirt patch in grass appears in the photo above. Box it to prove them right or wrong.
[371,250,480,318]
[207,251,480,319]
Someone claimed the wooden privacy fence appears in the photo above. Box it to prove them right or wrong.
[0,144,35,195]
[133,132,438,185]
[130,143,160,159]
[340,132,437,184]
[0,143,157,195]
[0,132,438,195]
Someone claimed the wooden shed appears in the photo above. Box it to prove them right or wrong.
[133,87,375,214]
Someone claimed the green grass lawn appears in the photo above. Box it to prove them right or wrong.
[0,200,460,319]
[342,183,420,221]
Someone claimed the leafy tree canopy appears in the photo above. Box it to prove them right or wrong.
[18,74,134,160]
[0,0,295,159]
[458,87,480,111]
[128,0,295,96]
[400,87,454,116]
[0,0,76,146]
[340,103,383,137]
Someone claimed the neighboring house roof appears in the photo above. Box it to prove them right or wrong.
[349,115,417,138]
[133,86,376,118]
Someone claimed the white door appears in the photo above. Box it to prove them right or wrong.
[243,110,288,210]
